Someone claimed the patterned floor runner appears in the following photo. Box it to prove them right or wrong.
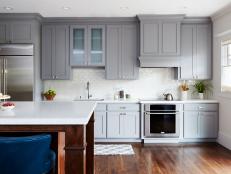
[94,144,135,155]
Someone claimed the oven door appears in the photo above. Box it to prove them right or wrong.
[144,111,180,138]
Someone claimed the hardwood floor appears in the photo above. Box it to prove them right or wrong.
[95,143,231,174]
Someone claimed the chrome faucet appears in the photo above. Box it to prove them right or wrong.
[86,81,92,99]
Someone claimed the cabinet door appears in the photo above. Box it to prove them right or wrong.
[70,25,88,66]
[10,22,32,43]
[161,22,180,55]
[122,112,140,138]
[53,25,70,80]
[94,111,107,138]
[180,25,194,79]
[42,25,53,80]
[184,111,199,138]
[199,112,218,138]
[195,24,212,79]
[0,23,9,43]
[106,25,121,79]
[88,25,105,66]
[121,25,138,80]
[140,22,159,55]
[107,112,122,138]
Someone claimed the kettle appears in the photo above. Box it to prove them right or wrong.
[163,93,174,101]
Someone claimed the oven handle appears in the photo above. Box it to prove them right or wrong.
[145,112,179,115]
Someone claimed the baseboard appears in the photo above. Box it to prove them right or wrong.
[95,139,142,143]
[218,131,231,150]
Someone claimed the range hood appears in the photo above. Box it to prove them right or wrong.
[137,14,184,68]
[139,56,180,68]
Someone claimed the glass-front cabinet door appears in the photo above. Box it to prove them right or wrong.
[88,25,105,66]
[70,25,105,66]
[70,25,87,66]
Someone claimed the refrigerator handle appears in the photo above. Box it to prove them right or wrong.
[3,58,7,95]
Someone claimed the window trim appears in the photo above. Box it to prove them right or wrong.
[221,39,231,93]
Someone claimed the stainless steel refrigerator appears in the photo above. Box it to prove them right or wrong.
[0,44,34,101]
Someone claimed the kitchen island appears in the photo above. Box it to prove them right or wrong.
[0,101,96,174]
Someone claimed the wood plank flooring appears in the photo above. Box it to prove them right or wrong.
[95,143,231,174]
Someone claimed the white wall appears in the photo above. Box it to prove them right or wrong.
[43,68,181,101]
[212,5,231,149]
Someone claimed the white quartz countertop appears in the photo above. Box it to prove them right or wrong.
[0,101,97,125]
[139,99,219,104]
[97,99,218,104]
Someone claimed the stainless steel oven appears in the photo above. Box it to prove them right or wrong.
[144,104,180,138]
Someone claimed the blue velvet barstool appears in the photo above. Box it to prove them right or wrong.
[0,134,56,174]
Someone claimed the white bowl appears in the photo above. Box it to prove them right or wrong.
[1,105,15,111]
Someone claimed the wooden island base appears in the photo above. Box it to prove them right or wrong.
[0,113,94,174]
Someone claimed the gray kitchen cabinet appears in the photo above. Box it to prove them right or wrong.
[184,111,199,138]
[0,22,32,43]
[107,112,121,138]
[94,111,107,138]
[199,112,218,138]
[179,23,212,80]
[107,111,140,138]
[0,22,8,43]
[183,103,218,139]
[122,112,140,138]
[106,24,138,80]
[141,22,159,55]
[70,25,105,66]
[42,25,70,80]
[107,103,140,139]
[138,15,184,67]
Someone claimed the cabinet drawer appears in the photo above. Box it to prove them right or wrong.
[184,104,218,112]
[95,104,107,111]
[107,104,140,111]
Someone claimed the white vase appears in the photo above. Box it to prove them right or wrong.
[181,91,188,100]
[198,93,204,100]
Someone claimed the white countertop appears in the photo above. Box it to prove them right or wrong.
[0,101,97,125]
[139,99,219,104]
[96,99,218,104]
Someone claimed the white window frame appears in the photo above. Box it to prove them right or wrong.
[221,39,231,93]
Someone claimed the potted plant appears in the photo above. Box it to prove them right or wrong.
[194,81,212,100]
[43,89,56,101]
[179,82,189,100]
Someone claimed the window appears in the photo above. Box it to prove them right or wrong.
[221,40,231,92]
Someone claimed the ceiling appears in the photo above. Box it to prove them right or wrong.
[0,0,230,17]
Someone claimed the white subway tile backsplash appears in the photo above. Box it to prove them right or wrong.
[43,68,181,101]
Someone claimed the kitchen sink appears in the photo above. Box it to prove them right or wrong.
[74,98,104,101]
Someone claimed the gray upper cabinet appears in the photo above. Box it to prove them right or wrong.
[142,22,159,55]
[162,22,180,55]
[70,25,105,67]
[179,22,212,80]
[106,24,138,80]
[42,25,70,80]
[138,15,184,67]
[0,22,8,43]
[0,21,32,43]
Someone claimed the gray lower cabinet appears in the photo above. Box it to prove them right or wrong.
[94,111,107,138]
[107,111,140,138]
[106,24,138,80]
[42,25,70,80]
[0,21,33,43]
[183,104,218,139]
[94,103,140,140]
[179,23,212,80]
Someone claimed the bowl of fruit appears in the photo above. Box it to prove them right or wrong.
[1,102,15,111]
